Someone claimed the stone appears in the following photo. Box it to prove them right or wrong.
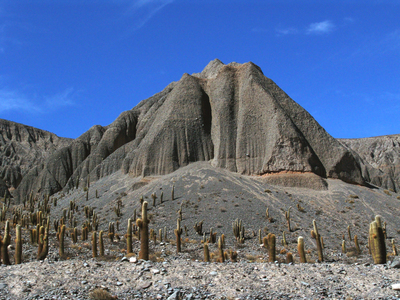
[390,259,400,269]
[167,291,180,300]
[392,283,400,290]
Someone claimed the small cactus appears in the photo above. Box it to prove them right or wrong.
[127,219,133,254]
[311,220,323,262]
[342,240,346,254]
[1,220,11,265]
[137,201,150,260]
[92,231,97,258]
[267,233,276,262]
[297,236,306,263]
[204,243,210,262]
[286,252,293,264]
[354,235,361,255]
[174,218,183,253]
[99,230,104,256]
[347,225,352,241]
[285,207,291,232]
[15,224,22,264]
[218,236,225,263]
[392,239,398,256]
[59,224,66,257]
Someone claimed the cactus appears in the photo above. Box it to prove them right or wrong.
[282,231,288,247]
[160,192,163,203]
[230,250,238,262]
[15,224,22,264]
[286,252,293,264]
[233,219,244,242]
[171,185,174,201]
[204,243,210,262]
[159,229,163,242]
[92,231,97,258]
[59,224,66,257]
[267,233,276,262]
[37,227,49,260]
[1,220,11,265]
[354,235,361,255]
[174,218,183,253]
[99,230,104,256]
[108,222,115,243]
[194,220,203,235]
[127,219,133,254]
[342,240,346,254]
[311,220,323,262]
[347,225,352,241]
[218,236,225,263]
[392,239,398,256]
[285,207,291,232]
[297,236,306,263]
[258,229,262,245]
[263,236,268,248]
[136,201,150,260]
[369,215,386,264]
[208,228,217,244]
[151,193,156,207]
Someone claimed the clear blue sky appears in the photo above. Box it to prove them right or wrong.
[0,0,399,139]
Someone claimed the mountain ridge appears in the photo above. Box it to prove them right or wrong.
[2,60,399,200]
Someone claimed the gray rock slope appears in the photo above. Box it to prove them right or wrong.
[341,134,400,192]
[10,60,389,200]
[0,119,71,197]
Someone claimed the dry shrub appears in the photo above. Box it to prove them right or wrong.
[89,288,116,300]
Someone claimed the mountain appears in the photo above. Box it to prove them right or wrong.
[3,60,399,201]
[341,134,400,192]
[0,119,71,198]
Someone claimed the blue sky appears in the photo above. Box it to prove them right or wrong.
[0,0,399,139]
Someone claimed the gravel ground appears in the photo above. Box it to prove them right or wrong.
[1,256,400,300]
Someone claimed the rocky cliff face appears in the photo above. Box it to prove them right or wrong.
[7,60,397,200]
[0,119,71,198]
[341,135,400,192]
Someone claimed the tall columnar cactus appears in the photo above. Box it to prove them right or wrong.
[267,233,276,262]
[160,192,163,203]
[285,207,291,232]
[15,224,22,264]
[92,231,97,258]
[1,220,11,265]
[137,201,150,260]
[59,224,66,257]
[127,219,133,254]
[171,185,175,201]
[174,218,182,253]
[258,229,262,245]
[311,220,323,262]
[151,193,156,207]
[297,236,306,263]
[218,236,225,263]
[369,215,386,264]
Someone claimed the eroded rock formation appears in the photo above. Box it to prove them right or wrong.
[6,60,399,200]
